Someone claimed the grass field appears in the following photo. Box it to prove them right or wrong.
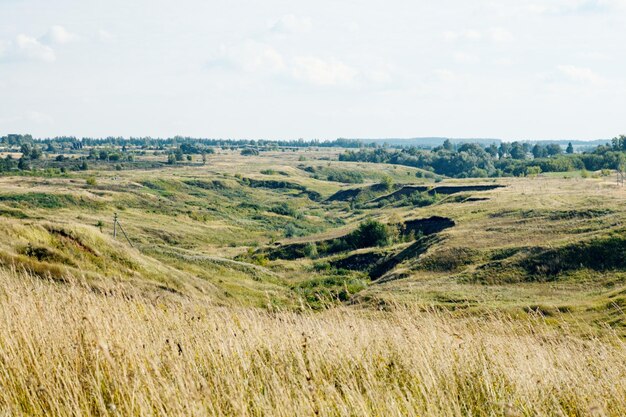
[1,270,625,417]
[1,148,625,415]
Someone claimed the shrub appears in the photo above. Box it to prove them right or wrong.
[241,148,259,156]
[349,219,392,248]
[325,169,364,184]
[303,242,318,259]
[270,202,297,217]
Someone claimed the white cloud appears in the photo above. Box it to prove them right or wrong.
[292,56,357,86]
[443,30,481,41]
[557,65,605,84]
[464,30,482,40]
[41,25,77,45]
[365,64,394,84]
[527,0,621,15]
[443,31,458,41]
[489,28,513,43]
[443,28,512,43]
[97,29,114,42]
[0,27,79,64]
[270,14,312,34]
[0,34,56,63]
[208,40,369,87]
[434,69,457,81]
[209,40,286,74]
[454,52,480,64]
[13,34,56,62]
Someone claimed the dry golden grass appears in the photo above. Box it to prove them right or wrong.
[0,269,625,416]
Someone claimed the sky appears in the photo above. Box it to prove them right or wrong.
[0,0,625,140]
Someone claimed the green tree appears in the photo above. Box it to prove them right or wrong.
[381,175,394,191]
[350,219,392,248]
[526,166,542,177]
[509,142,527,160]
[30,147,43,160]
[17,157,30,170]
[19,143,32,157]
[532,144,546,159]
[498,142,511,159]
[566,142,574,154]
[546,144,562,156]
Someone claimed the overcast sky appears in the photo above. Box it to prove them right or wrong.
[1,0,625,140]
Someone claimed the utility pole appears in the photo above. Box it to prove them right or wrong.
[112,213,133,247]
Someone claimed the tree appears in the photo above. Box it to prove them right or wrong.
[17,157,30,170]
[167,153,176,164]
[526,166,542,177]
[546,144,563,156]
[532,144,546,159]
[486,144,498,158]
[498,142,511,159]
[30,147,42,160]
[510,142,527,160]
[442,139,454,151]
[349,219,392,248]
[20,143,32,157]
[566,142,574,154]
[611,135,626,151]
[381,175,394,191]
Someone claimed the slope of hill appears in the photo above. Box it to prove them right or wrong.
[1,147,626,415]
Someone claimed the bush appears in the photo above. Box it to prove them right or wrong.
[241,149,259,156]
[269,202,297,217]
[303,243,318,259]
[407,191,440,207]
[381,175,394,191]
[349,219,392,248]
[325,169,364,184]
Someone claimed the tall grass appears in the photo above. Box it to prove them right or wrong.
[0,270,624,416]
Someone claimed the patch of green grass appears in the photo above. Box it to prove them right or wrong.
[0,193,102,210]
[293,274,369,308]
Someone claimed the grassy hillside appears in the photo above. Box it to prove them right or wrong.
[0,150,624,324]
[1,148,626,414]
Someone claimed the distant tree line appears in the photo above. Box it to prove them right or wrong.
[339,137,626,178]
[1,134,373,151]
